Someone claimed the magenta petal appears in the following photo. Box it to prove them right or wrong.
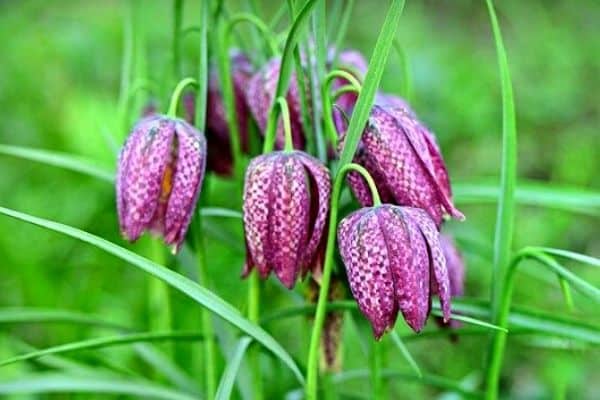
[379,206,430,332]
[118,117,175,242]
[338,208,397,339]
[163,120,207,251]
[242,154,276,279]
[269,155,310,288]
[297,152,331,270]
[404,207,451,322]
[440,234,465,297]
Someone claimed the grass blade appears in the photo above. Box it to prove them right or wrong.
[336,0,405,168]
[0,206,304,385]
[0,144,114,183]
[0,373,197,400]
[199,207,243,219]
[0,331,204,368]
[389,331,422,378]
[537,247,600,267]
[0,308,126,330]
[215,337,253,400]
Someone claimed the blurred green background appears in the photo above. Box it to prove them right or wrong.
[0,0,598,398]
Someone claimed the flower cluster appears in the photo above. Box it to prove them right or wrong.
[116,48,466,338]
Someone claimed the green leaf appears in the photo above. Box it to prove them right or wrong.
[537,247,600,267]
[0,144,114,183]
[0,373,198,400]
[453,181,600,216]
[0,308,126,330]
[199,207,243,219]
[333,369,481,399]
[336,0,405,168]
[389,331,422,378]
[215,337,253,400]
[0,206,304,385]
[0,331,204,367]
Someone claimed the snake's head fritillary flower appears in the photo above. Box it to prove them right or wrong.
[116,115,207,253]
[337,204,451,338]
[245,58,305,150]
[242,151,331,288]
[341,105,463,226]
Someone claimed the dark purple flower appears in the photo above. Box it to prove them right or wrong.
[245,58,305,150]
[116,115,207,252]
[337,204,451,338]
[436,234,465,330]
[242,151,331,288]
[341,105,463,226]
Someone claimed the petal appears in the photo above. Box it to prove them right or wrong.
[269,154,310,288]
[379,205,430,332]
[404,207,451,322]
[297,152,331,272]
[119,117,175,242]
[242,154,276,278]
[337,208,397,339]
[163,120,207,251]
[440,234,465,297]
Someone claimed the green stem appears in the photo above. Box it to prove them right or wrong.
[148,238,172,356]
[194,221,217,399]
[194,0,208,131]
[167,78,199,118]
[276,97,294,152]
[117,0,134,137]
[305,163,381,399]
[226,13,279,57]
[173,0,183,79]
[322,70,362,147]
[248,271,263,400]
[371,341,384,399]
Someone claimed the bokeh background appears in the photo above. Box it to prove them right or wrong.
[0,0,598,398]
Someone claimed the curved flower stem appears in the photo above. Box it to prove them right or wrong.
[275,97,294,152]
[117,0,135,137]
[247,271,263,400]
[485,247,600,399]
[321,70,362,148]
[371,341,384,398]
[167,78,199,118]
[226,13,279,56]
[305,163,381,399]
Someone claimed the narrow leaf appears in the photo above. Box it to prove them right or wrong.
[389,331,422,378]
[0,206,304,385]
[538,247,600,267]
[0,308,126,330]
[215,337,253,400]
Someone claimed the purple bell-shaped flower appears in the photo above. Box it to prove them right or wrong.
[337,204,451,338]
[242,151,331,288]
[116,115,206,252]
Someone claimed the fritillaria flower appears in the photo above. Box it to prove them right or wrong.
[116,115,207,252]
[337,204,451,338]
[342,105,463,226]
[245,58,305,150]
[242,151,331,288]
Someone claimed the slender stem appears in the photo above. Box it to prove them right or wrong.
[117,0,134,137]
[148,238,172,356]
[332,85,361,102]
[173,0,183,79]
[275,97,294,152]
[247,271,263,400]
[226,13,279,56]
[305,163,381,399]
[371,341,384,399]
[311,0,327,161]
[392,40,412,102]
[194,221,217,399]
[167,78,199,117]
[322,70,362,147]
[331,0,355,63]
[194,0,208,131]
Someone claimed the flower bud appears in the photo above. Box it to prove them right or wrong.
[242,151,331,288]
[116,115,206,252]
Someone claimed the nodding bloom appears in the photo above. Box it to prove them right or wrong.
[341,105,463,226]
[242,151,331,288]
[245,58,305,150]
[116,115,207,252]
[337,204,451,338]
[181,52,253,176]
[437,234,465,330]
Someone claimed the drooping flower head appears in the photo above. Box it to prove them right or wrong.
[245,58,305,150]
[242,151,330,288]
[337,204,451,338]
[116,115,207,252]
[341,105,463,226]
